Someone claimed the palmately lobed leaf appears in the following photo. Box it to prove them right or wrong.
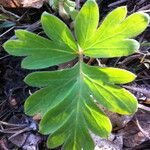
[3,0,150,149]
[24,62,137,149]
[25,62,113,149]
[4,1,149,64]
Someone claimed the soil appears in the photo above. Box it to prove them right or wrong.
[0,0,150,150]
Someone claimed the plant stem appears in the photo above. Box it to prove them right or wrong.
[78,45,83,62]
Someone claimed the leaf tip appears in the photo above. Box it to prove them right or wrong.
[135,12,150,29]
[39,119,50,135]
[24,100,31,116]
[21,58,36,70]
[2,40,7,50]
[21,60,27,69]
[41,11,49,21]
[42,11,48,16]
[23,74,30,84]
[141,12,150,24]
[14,29,23,36]
[132,39,140,52]
[126,71,137,83]
[88,0,96,2]
[132,73,137,81]
[39,124,45,134]
[120,5,127,11]
[3,40,14,55]
[115,6,127,15]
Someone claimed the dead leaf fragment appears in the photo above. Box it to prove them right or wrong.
[32,113,42,121]
[0,0,48,8]
[92,133,123,150]
[22,0,48,8]
[120,110,150,148]
[0,0,22,7]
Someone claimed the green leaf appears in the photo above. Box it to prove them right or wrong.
[82,63,137,115]
[141,42,150,47]
[83,7,149,58]
[0,21,16,28]
[0,14,9,20]
[25,62,137,149]
[84,79,137,114]
[4,30,77,69]
[64,1,79,20]
[49,0,59,10]
[3,0,150,149]
[25,62,113,149]
[74,0,99,48]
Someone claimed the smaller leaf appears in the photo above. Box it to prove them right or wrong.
[64,1,78,20]
[141,42,150,47]
[49,0,59,10]
[0,21,15,28]
[0,14,9,20]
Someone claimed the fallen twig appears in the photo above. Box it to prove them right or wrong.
[135,117,150,139]
[0,6,20,19]
[123,85,150,98]
[138,104,150,112]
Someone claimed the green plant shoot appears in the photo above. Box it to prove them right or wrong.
[3,0,149,149]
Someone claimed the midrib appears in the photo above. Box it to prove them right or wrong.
[72,61,84,148]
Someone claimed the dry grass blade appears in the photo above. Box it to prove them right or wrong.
[0,121,27,127]
[108,0,127,7]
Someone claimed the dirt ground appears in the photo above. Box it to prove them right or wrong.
[0,0,150,149]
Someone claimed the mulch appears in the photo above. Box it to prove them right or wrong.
[0,0,150,149]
